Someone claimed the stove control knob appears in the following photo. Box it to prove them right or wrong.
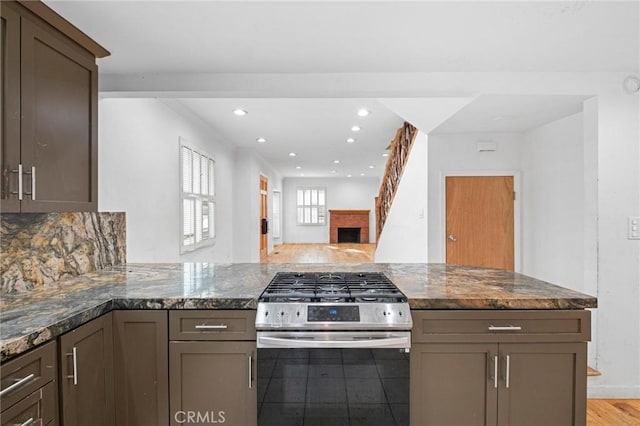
[265,311,269,316]
[280,311,285,316]
[296,312,300,316]
[383,311,387,316]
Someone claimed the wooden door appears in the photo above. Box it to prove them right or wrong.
[260,176,268,259]
[446,176,514,271]
[497,342,586,426]
[0,3,21,212]
[59,313,114,426]
[169,341,257,426]
[20,17,98,212]
[113,311,169,426]
[411,343,498,426]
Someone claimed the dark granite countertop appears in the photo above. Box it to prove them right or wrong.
[0,263,596,362]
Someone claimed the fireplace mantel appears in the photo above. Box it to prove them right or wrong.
[329,210,370,243]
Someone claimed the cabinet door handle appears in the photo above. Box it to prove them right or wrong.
[9,164,23,200]
[194,324,228,330]
[505,355,511,388]
[25,166,36,200]
[491,355,498,389]
[0,373,35,397]
[488,325,522,331]
[67,347,78,385]
[248,354,253,389]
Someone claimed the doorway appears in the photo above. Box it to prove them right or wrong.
[445,175,516,271]
[260,175,268,260]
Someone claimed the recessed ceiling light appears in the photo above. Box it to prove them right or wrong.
[346,138,356,143]
[347,174,352,178]
[256,137,267,143]
[300,173,305,177]
[295,166,302,169]
[289,152,297,157]
[351,125,361,132]
[369,165,374,169]
[382,153,389,157]
[333,160,340,164]
[357,108,370,117]
[331,170,337,174]
[233,108,248,116]
[360,173,365,176]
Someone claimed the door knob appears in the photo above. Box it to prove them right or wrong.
[448,234,457,242]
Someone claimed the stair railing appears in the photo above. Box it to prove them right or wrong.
[375,122,418,243]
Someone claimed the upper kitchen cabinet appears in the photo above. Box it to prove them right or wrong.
[0,1,109,213]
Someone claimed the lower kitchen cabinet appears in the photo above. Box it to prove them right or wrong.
[168,310,257,426]
[0,340,58,426]
[113,310,169,426]
[169,341,257,426]
[411,342,586,426]
[410,310,590,426]
[58,312,114,426]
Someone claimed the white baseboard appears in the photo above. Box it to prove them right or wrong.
[588,385,640,399]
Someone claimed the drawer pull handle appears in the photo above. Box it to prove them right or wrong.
[488,325,522,331]
[505,355,511,388]
[195,324,228,330]
[0,373,35,397]
[17,417,35,426]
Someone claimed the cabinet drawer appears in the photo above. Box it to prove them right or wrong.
[0,380,56,426]
[0,341,56,410]
[411,310,591,343]
[169,311,256,341]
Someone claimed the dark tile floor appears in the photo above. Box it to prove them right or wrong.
[258,348,409,426]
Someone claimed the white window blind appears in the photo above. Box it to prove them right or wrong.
[296,187,326,225]
[180,143,215,253]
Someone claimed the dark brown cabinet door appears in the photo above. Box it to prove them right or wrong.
[0,2,21,213]
[20,16,98,212]
[497,343,587,426]
[59,313,114,426]
[169,341,257,426]
[113,311,169,426]
[411,343,498,426]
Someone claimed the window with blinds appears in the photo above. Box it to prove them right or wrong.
[296,187,326,225]
[180,144,215,252]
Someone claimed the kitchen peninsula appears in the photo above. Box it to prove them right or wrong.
[1,263,596,425]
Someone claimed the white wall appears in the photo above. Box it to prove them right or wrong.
[588,93,639,398]
[99,98,235,262]
[375,132,429,262]
[520,113,584,290]
[232,148,283,262]
[282,177,379,244]
[427,132,523,263]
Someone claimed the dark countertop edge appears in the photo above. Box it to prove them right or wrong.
[1,295,596,363]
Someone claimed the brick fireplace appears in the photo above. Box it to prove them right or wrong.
[329,210,370,243]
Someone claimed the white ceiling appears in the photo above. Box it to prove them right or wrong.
[178,98,403,178]
[46,1,639,74]
[44,1,639,178]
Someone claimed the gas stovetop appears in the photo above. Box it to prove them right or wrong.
[255,272,412,331]
[258,272,407,303]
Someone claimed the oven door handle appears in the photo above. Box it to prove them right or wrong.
[257,332,411,349]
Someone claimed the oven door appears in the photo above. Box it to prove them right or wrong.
[257,331,410,426]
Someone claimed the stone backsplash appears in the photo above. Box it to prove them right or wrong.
[1,212,126,294]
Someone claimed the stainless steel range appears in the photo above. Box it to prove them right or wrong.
[256,272,411,426]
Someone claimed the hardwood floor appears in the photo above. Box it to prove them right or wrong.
[588,399,640,425]
[265,245,639,424]
[263,243,375,264]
